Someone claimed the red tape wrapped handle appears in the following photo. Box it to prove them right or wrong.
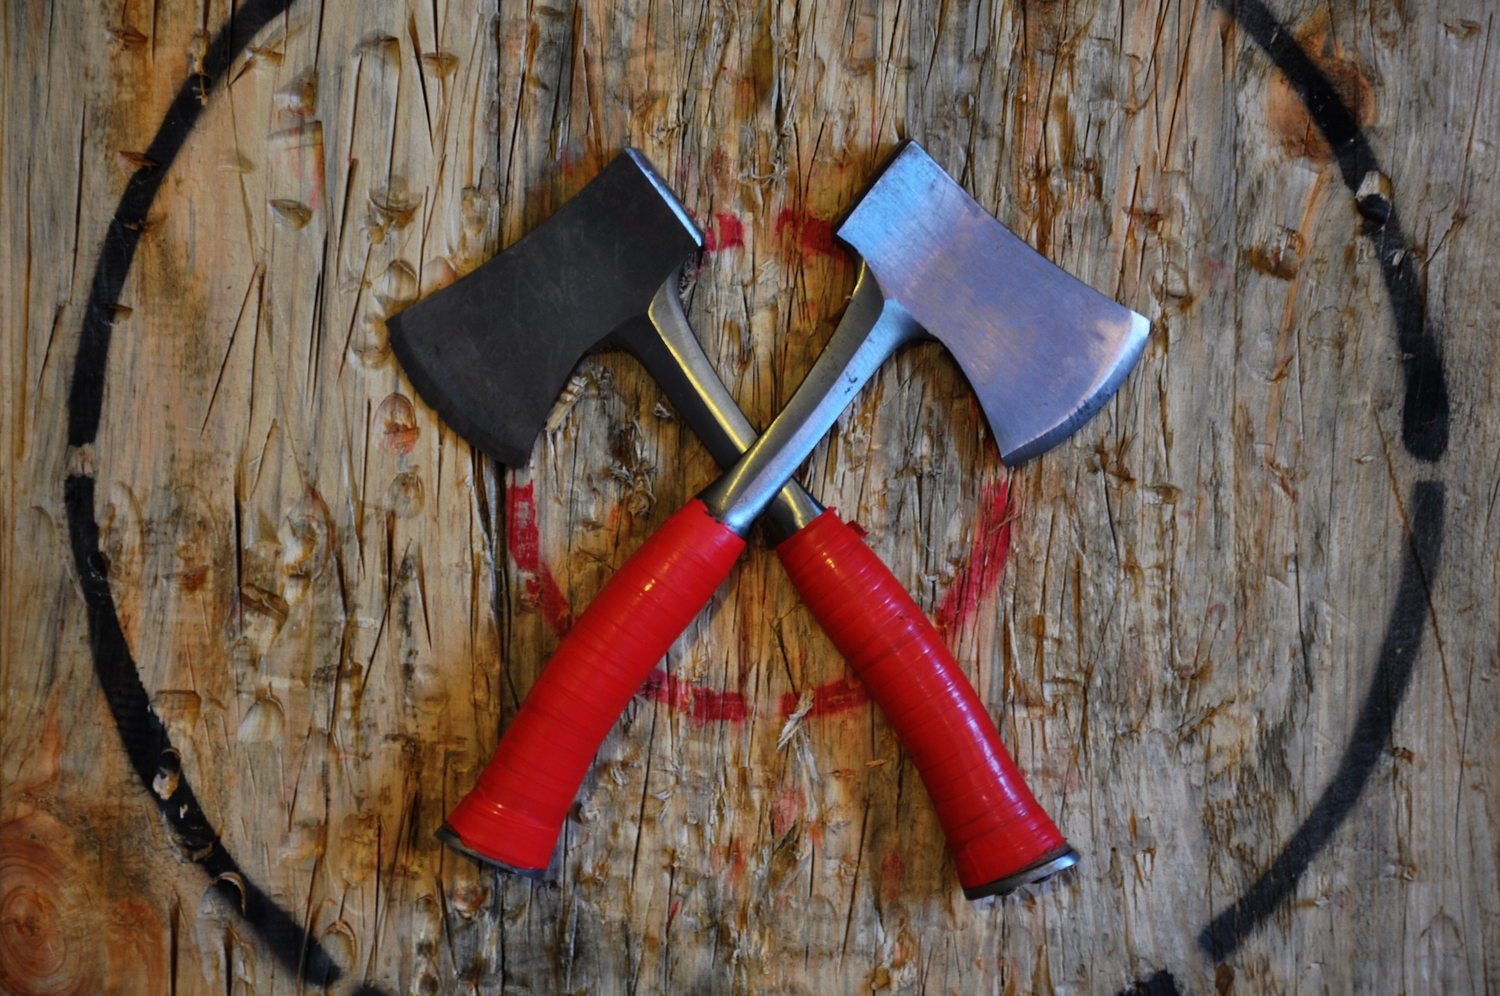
[776,509,1066,891]
[444,499,744,873]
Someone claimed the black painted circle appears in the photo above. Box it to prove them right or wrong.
[60,1,1448,992]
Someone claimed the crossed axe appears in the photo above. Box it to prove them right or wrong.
[389,142,1148,900]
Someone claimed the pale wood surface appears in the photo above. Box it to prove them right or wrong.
[2,0,1497,993]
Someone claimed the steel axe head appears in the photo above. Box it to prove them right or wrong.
[387,151,700,466]
[839,142,1149,465]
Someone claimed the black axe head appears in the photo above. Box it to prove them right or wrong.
[387,151,701,466]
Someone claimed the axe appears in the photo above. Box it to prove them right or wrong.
[391,145,1146,897]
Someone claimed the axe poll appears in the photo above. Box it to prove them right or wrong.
[391,145,1146,897]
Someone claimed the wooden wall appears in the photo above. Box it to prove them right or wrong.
[2,0,1496,993]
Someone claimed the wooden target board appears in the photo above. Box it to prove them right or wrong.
[0,0,1495,993]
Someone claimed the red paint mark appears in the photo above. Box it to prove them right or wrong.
[801,216,836,255]
[775,209,839,258]
[719,839,747,885]
[712,213,744,251]
[506,481,573,633]
[374,393,419,455]
[881,852,905,902]
[640,668,747,725]
[772,786,805,837]
[666,896,683,930]
[934,480,1012,634]
[778,676,868,718]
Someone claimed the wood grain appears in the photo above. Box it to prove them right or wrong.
[2,0,1496,993]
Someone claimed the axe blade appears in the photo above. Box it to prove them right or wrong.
[387,151,701,466]
[839,141,1149,465]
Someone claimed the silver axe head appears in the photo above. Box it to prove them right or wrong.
[700,141,1151,533]
[843,143,1148,464]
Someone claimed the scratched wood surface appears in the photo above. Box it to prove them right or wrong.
[3,0,1498,993]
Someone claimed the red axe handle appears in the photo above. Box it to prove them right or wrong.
[775,509,1066,890]
[444,500,743,871]
[444,500,1066,893]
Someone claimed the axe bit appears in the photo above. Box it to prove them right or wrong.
[391,146,1143,899]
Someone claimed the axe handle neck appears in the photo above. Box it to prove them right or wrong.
[699,263,921,536]
[629,283,823,542]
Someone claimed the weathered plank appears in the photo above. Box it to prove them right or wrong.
[2,0,1496,993]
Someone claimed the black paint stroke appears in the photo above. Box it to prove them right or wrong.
[65,478,342,985]
[1196,0,1454,957]
[1224,0,1449,462]
[59,0,1454,986]
[60,0,388,988]
[1116,969,1185,996]
[1121,2,1455,986]
[1200,481,1444,957]
[69,0,285,445]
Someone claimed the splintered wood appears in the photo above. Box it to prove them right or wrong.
[2,1,1496,993]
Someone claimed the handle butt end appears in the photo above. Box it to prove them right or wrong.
[435,498,745,884]
[960,844,1079,901]
[435,822,552,881]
